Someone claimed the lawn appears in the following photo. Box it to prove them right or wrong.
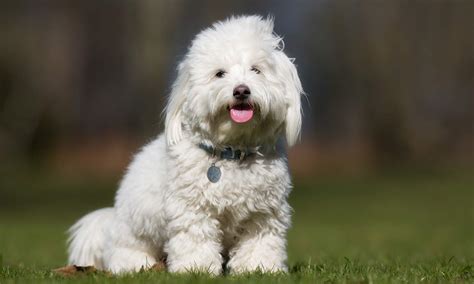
[0,168,472,283]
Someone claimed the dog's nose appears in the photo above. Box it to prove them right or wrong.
[233,84,251,100]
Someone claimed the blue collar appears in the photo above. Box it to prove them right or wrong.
[198,143,256,161]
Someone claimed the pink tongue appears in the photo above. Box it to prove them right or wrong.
[230,108,254,123]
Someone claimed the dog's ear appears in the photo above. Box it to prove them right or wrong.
[165,60,190,146]
[274,51,303,147]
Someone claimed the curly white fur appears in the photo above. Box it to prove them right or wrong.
[68,15,303,275]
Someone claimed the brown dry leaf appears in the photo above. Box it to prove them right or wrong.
[53,265,97,276]
[53,260,166,276]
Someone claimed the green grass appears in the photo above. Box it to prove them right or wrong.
[0,169,472,283]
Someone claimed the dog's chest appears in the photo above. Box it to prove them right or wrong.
[216,162,289,217]
[169,151,291,216]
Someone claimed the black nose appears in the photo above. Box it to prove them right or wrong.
[233,84,251,100]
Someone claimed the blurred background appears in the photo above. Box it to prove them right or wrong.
[0,0,472,271]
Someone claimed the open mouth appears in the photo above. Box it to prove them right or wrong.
[229,103,254,123]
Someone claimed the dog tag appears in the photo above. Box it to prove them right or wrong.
[207,163,221,183]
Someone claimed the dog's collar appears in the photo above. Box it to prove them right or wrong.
[198,143,257,161]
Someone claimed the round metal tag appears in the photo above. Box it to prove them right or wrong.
[207,164,221,183]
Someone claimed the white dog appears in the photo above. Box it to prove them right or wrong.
[68,15,303,275]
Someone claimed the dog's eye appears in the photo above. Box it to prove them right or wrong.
[215,70,226,78]
[251,67,261,74]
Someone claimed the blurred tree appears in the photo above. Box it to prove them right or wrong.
[0,0,472,172]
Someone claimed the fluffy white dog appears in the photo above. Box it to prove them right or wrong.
[68,15,303,275]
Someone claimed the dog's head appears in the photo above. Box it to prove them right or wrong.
[165,15,303,148]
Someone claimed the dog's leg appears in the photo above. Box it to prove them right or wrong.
[227,214,289,274]
[102,220,158,274]
[105,247,157,274]
[164,210,223,275]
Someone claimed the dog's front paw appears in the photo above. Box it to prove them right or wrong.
[227,233,288,274]
[227,257,287,275]
[166,236,223,275]
[167,257,222,275]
